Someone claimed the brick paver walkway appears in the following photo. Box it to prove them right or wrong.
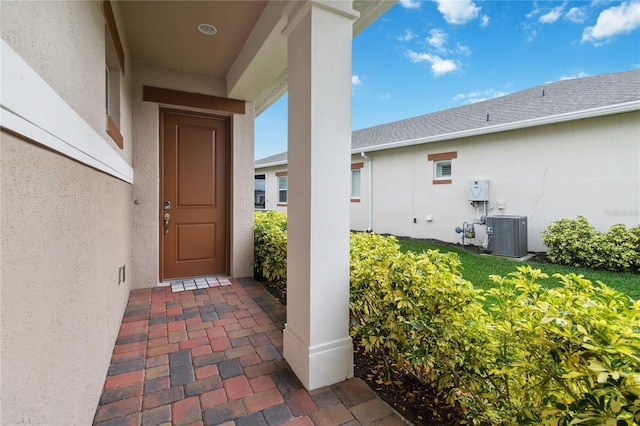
[93,277,408,425]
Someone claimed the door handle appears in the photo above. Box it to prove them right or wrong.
[163,213,170,235]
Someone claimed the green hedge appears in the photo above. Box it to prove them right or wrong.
[254,211,287,283]
[254,212,640,425]
[350,233,640,425]
[542,216,640,273]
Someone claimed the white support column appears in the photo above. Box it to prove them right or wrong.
[282,1,359,390]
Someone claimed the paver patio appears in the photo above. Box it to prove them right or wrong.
[93,277,409,425]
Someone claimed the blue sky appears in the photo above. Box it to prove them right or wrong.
[254,0,640,160]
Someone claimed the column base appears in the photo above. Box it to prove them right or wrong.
[283,324,354,390]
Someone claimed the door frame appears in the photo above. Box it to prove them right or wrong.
[158,108,232,281]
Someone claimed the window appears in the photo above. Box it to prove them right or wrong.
[435,160,451,179]
[428,151,457,184]
[276,172,288,205]
[351,162,363,201]
[254,174,265,209]
[351,169,361,198]
[104,0,124,149]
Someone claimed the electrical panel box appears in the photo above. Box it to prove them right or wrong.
[468,180,489,201]
[486,216,528,257]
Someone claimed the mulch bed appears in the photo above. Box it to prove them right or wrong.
[353,343,463,425]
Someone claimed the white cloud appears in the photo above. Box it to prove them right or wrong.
[456,42,471,56]
[431,58,459,75]
[352,75,363,86]
[427,29,448,51]
[406,50,459,75]
[399,0,421,9]
[397,29,417,42]
[380,93,391,100]
[434,0,481,25]
[558,72,591,81]
[526,7,540,19]
[582,1,640,43]
[565,7,587,24]
[539,5,564,23]
[452,89,507,104]
[527,29,537,42]
[480,15,490,27]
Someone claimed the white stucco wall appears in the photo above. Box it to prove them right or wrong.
[1,2,134,423]
[131,61,256,286]
[356,111,640,252]
[258,165,289,212]
[350,154,371,231]
[258,159,371,218]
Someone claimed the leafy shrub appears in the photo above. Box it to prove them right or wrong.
[254,211,287,283]
[349,233,640,425]
[254,218,640,424]
[542,216,640,273]
[595,224,640,272]
[349,232,495,418]
[486,269,640,425]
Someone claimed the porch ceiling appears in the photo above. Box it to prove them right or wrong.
[118,0,395,115]
[119,1,266,78]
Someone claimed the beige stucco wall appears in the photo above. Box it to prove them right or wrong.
[131,61,256,286]
[232,103,257,277]
[1,1,135,423]
[353,111,640,252]
[2,0,277,421]
[1,0,134,164]
[1,132,133,424]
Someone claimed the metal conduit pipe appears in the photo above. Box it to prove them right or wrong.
[360,152,373,232]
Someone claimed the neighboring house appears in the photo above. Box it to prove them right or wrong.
[255,70,640,253]
[1,1,393,423]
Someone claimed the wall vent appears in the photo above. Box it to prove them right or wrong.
[486,216,528,257]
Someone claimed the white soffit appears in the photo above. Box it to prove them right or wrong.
[227,1,288,103]
[0,40,134,183]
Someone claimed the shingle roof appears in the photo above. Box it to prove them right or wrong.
[255,151,288,166]
[256,70,640,167]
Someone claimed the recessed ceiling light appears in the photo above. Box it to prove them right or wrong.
[198,23,218,36]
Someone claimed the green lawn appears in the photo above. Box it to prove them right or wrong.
[396,238,639,300]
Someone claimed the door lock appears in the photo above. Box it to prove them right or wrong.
[163,213,170,235]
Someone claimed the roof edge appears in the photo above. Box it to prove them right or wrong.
[352,100,640,154]
[255,159,288,169]
[255,100,640,166]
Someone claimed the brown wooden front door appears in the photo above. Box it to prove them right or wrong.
[160,110,228,280]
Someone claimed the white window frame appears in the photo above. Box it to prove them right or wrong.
[277,175,288,205]
[351,168,361,200]
[434,160,452,180]
[428,151,457,184]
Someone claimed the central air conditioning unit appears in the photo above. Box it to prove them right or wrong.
[486,216,528,257]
